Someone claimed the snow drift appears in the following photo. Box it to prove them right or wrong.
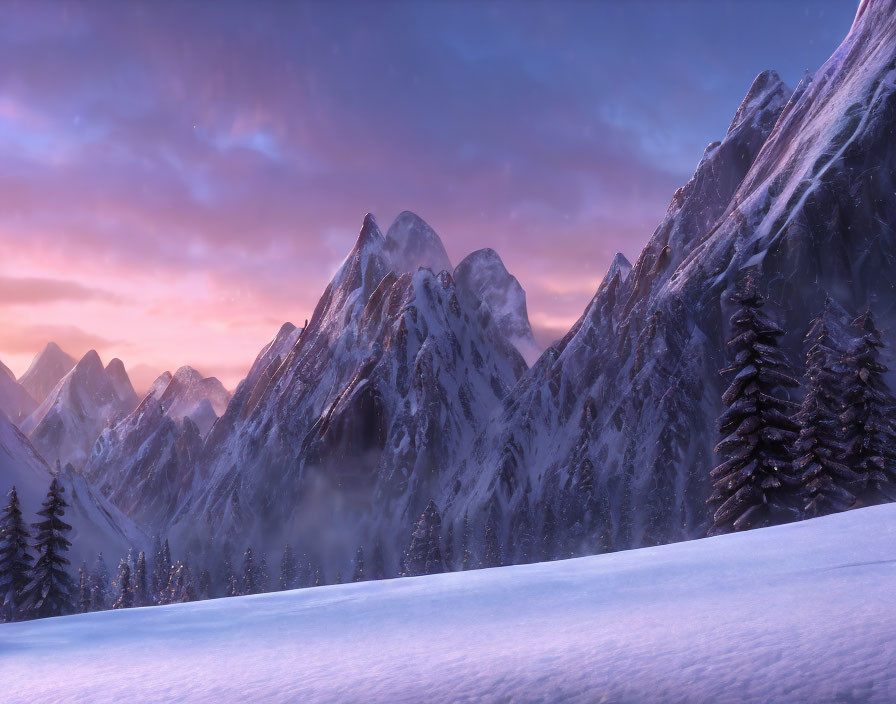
[3,503,895,703]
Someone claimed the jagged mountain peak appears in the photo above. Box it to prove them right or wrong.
[105,357,138,407]
[605,253,633,285]
[149,371,174,398]
[384,210,452,275]
[18,341,75,403]
[0,359,15,382]
[455,248,540,366]
[727,70,790,136]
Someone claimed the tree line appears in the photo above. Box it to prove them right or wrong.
[708,278,896,534]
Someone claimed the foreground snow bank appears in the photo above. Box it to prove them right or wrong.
[4,505,896,703]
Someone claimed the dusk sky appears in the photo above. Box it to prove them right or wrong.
[0,1,858,391]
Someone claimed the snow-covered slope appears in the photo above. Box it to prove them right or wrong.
[4,504,896,704]
[0,360,36,426]
[174,214,526,571]
[0,410,145,566]
[455,248,541,366]
[445,1,896,557]
[85,366,231,530]
[22,350,139,469]
[17,341,75,404]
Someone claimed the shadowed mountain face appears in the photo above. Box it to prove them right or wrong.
[443,0,896,556]
[172,213,527,570]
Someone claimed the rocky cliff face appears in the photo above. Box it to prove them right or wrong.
[173,213,526,573]
[443,0,896,559]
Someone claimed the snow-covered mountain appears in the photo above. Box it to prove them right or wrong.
[172,212,526,570]
[0,409,145,566]
[21,350,139,469]
[0,360,37,426]
[84,366,232,529]
[17,342,75,404]
[454,248,541,366]
[383,210,452,275]
[6,504,896,703]
[444,0,896,557]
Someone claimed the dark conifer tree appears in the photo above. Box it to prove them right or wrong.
[164,562,196,603]
[707,279,801,535]
[540,504,557,561]
[21,478,74,618]
[132,550,149,606]
[279,544,298,591]
[257,552,270,593]
[198,569,212,599]
[461,513,473,570]
[795,315,859,517]
[77,563,91,613]
[840,309,896,504]
[370,538,386,580]
[482,504,502,568]
[90,553,110,611]
[149,535,162,599]
[352,546,365,583]
[226,572,239,597]
[444,521,455,571]
[241,547,257,595]
[334,570,343,585]
[402,500,445,576]
[112,558,133,609]
[515,504,536,564]
[0,486,32,621]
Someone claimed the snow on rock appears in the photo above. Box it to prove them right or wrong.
[382,210,452,275]
[85,366,231,530]
[446,2,896,557]
[0,409,145,566]
[4,504,896,703]
[17,341,75,404]
[0,360,36,426]
[173,214,526,573]
[455,248,541,366]
[21,350,139,469]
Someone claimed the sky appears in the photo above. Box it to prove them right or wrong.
[0,1,859,392]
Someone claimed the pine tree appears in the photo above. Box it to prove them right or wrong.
[402,500,445,576]
[90,553,110,611]
[77,564,91,613]
[149,535,162,599]
[279,544,298,591]
[226,572,239,597]
[352,546,365,583]
[241,547,257,595]
[371,538,386,580]
[795,314,858,517]
[20,478,74,619]
[152,537,171,604]
[164,562,196,603]
[461,513,473,570]
[482,503,502,568]
[840,309,896,504]
[515,504,536,564]
[707,279,801,535]
[257,552,270,593]
[112,558,133,609]
[334,570,343,585]
[540,504,557,561]
[132,551,149,606]
[444,521,455,571]
[0,486,33,621]
[198,569,212,599]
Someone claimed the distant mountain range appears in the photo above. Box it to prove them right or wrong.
[0,0,894,584]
